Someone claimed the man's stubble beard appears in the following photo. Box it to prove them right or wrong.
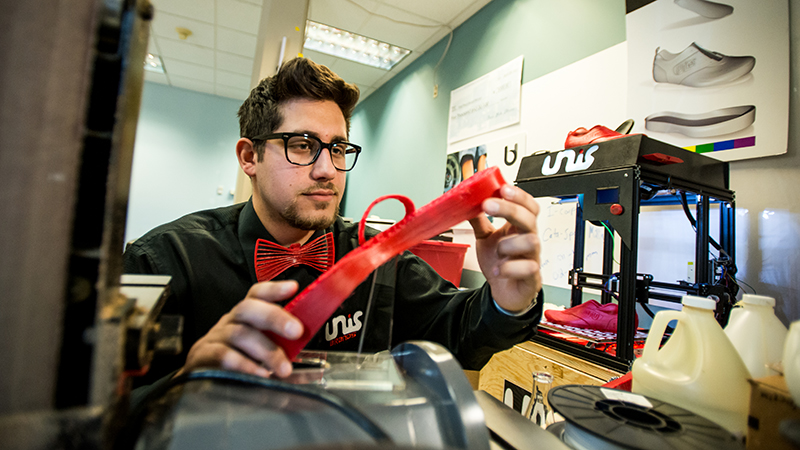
[282,200,339,231]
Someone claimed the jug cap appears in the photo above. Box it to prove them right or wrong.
[682,295,716,310]
[739,294,775,307]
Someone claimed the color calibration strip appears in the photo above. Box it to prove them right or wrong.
[684,136,755,153]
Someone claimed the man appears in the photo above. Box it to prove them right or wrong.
[124,58,543,386]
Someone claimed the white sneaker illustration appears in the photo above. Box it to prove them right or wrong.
[653,43,755,87]
[645,105,755,138]
[674,0,733,19]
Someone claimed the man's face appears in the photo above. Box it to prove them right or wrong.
[252,98,348,232]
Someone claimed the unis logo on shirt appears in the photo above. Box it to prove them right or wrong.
[325,310,363,346]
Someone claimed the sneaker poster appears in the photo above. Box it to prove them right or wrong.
[626,0,789,161]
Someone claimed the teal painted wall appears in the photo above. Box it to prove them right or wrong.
[343,0,626,221]
[125,82,241,244]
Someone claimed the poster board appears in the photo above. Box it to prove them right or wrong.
[626,0,789,161]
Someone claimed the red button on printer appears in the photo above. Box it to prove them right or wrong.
[610,204,624,215]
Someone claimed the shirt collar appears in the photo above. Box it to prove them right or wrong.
[237,198,327,284]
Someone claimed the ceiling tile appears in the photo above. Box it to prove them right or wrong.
[144,71,170,84]
[216,27,257,57]
[215,84,251,100]
[355,84,374,100]
[151,12,215,47]
[169,75,216,95]
[216,52,254,75]
[358,6,441,50]
[308,0,376,30]
[417,27,452,54]
[449,0,494,28]
[301,49,340,71]
[144,0,487,105]
[147,33,159,54]
[216,69,251,89]
[158,39,215,66]
[163,58,215,82]
[327,59,386,87]
[151,0,215,24]
[216,0,262,35]
[380,0,476,25]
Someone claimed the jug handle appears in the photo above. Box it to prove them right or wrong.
[641,310,682,361]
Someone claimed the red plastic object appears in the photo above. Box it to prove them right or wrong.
[610,204,624,216]
[409,240,470,286]
[564,125,625,149]
[544,299,639,333]
[641,152,684,165]
[602,371,633,392]
[265,166,507,360]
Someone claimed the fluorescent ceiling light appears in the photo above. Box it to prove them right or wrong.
[144,53,165,73]
[303,20,411,70]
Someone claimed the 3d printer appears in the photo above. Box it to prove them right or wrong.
[515,134,736,372]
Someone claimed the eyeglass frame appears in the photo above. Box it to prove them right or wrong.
[250,132,362,172]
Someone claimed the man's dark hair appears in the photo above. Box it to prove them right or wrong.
[238,57,360,160]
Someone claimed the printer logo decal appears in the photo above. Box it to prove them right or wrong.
[541,145,599,176]
[325,310,363,345]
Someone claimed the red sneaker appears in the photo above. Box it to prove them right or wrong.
[564,125,624,149]
[545,300,638,333]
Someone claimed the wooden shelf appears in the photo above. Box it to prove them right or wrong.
[479,340,624,403]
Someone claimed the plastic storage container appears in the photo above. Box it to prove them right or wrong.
[409,240,470,286]
[724,294,788,378]
[784,321,800,406]
[632,295,750,436]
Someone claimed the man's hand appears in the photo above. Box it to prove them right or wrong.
[178,280,303,378]
[469,184,542,313]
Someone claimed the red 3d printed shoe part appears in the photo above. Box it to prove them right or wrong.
[265,166,507,360]
[544,299,639,333]
[564,125,627,149]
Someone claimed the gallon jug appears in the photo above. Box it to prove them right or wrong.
[784,321,800,406]
[725,294,788,378]
[632,295,750,436]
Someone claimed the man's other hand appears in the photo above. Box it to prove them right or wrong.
[469,184,542,314]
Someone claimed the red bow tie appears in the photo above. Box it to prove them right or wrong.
[255,232,335,282]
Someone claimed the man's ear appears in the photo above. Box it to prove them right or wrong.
[236,138,258,177]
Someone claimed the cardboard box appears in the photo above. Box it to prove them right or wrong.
[747,375,800,450]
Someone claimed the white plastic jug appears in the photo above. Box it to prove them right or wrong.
[784,321,800,406]
[725,294,788,378]
[632,295,750,436]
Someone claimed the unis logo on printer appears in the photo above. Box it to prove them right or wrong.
[541,145,599,176]
[325,310,363,345]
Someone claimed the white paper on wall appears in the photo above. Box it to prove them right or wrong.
[447,56,523,144]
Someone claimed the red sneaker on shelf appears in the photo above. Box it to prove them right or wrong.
[563,119,634,149]
[544,299,638,333]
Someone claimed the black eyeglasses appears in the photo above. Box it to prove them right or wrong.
[251,132,361,172]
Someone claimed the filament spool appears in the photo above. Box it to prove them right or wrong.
[547,385,744,450]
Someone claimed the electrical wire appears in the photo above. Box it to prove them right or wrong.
[344,0,443,28]
[676,191,747,306]
[678,192,728,257]
[134,369,393,444]
[729,274,757,294]
[600,221,620,266]
[341,0,454,94]
[433,29,454,90]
